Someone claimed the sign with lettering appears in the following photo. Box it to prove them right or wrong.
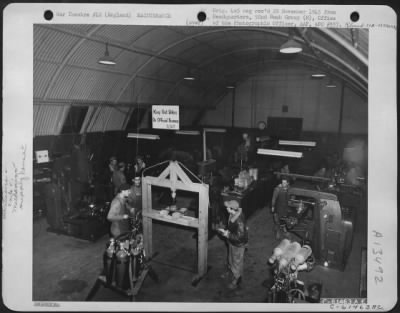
[152,105,180,130]
[35,150,49,163]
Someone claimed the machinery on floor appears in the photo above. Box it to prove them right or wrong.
[266,239,322,303]
[273,173,358,271]
[86,212,158,301]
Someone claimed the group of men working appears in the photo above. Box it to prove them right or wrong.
[106,155,146,199]
[105,161,249,290]
[105,155,146,238]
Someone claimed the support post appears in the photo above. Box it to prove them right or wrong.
[202,129,207,161]
[142,181,153,258]
[231,88,236,127]
[141,162,210,285]
[197,186,209,276]
[337,82,345,148]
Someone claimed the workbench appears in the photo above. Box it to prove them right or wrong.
[220,176,275,218]
[141,161,210,285]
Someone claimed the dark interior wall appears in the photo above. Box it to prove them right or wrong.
[33,127,367,180]
[34,132,132,178]
[201,72,368,135]
[33,129,203,177]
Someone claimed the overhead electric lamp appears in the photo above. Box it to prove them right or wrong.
[279,31,302,54]
[326,77,337,88]
[127,133,160,140]
[226,85,235,89]
[183,69,195,81]
[279,140,317,147]
[311,73,326,78]
[203,128,227,133]
[175,130,201,135]
[98,43,116,65]
[257,148,303,158]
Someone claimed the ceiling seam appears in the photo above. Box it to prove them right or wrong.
[197,46,367,87]
[115,27,367,105]
[113,27,292,103]
[42,25,104,100]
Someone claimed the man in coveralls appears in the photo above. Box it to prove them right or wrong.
[271,178,290,240]
[107,183,132,238]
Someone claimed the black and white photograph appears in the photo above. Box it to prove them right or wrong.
[2,3,397,311]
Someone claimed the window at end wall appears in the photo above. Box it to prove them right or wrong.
[61,106,88,134]
[125,108,147,131]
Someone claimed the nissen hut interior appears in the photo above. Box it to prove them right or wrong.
[32,24,368,303]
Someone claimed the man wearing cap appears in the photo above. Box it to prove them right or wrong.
[134,156,146,177]
[219,199,248,289]
[112,162,127,195]
[107,183,132,238]
[271,179,290,239]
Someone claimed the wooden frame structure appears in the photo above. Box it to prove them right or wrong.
[142,161,209,284]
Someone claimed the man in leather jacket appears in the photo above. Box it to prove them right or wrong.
[219,199,248,289]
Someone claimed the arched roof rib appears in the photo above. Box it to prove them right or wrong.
[33,24,368,134]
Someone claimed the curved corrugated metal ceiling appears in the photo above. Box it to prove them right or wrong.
[33,24,368,135]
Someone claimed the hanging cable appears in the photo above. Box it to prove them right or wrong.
[141,160,203,185]
[141,160,171,177]
[134,81,140,160]
[177,161,203,184]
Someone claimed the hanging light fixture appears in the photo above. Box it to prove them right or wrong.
[280,30,302,54]
[175,130,201,135]
[203,128,226,133]
[127,133,160,140]
[183,68,195,80]
[98,43,116,65]
[309,63,326,78]
[326,77,337,88]
[257,148,303,158]
[311,72,326,78]
[279,140,317,147]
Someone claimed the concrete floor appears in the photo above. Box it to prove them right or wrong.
[33,196,367,303]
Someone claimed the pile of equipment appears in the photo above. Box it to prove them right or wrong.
[103,234,145,290]
[87,214,158,301]
[267,239,321,303]
[62,201,110,241]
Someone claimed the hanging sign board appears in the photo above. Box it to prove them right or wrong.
[152,105,180,130]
